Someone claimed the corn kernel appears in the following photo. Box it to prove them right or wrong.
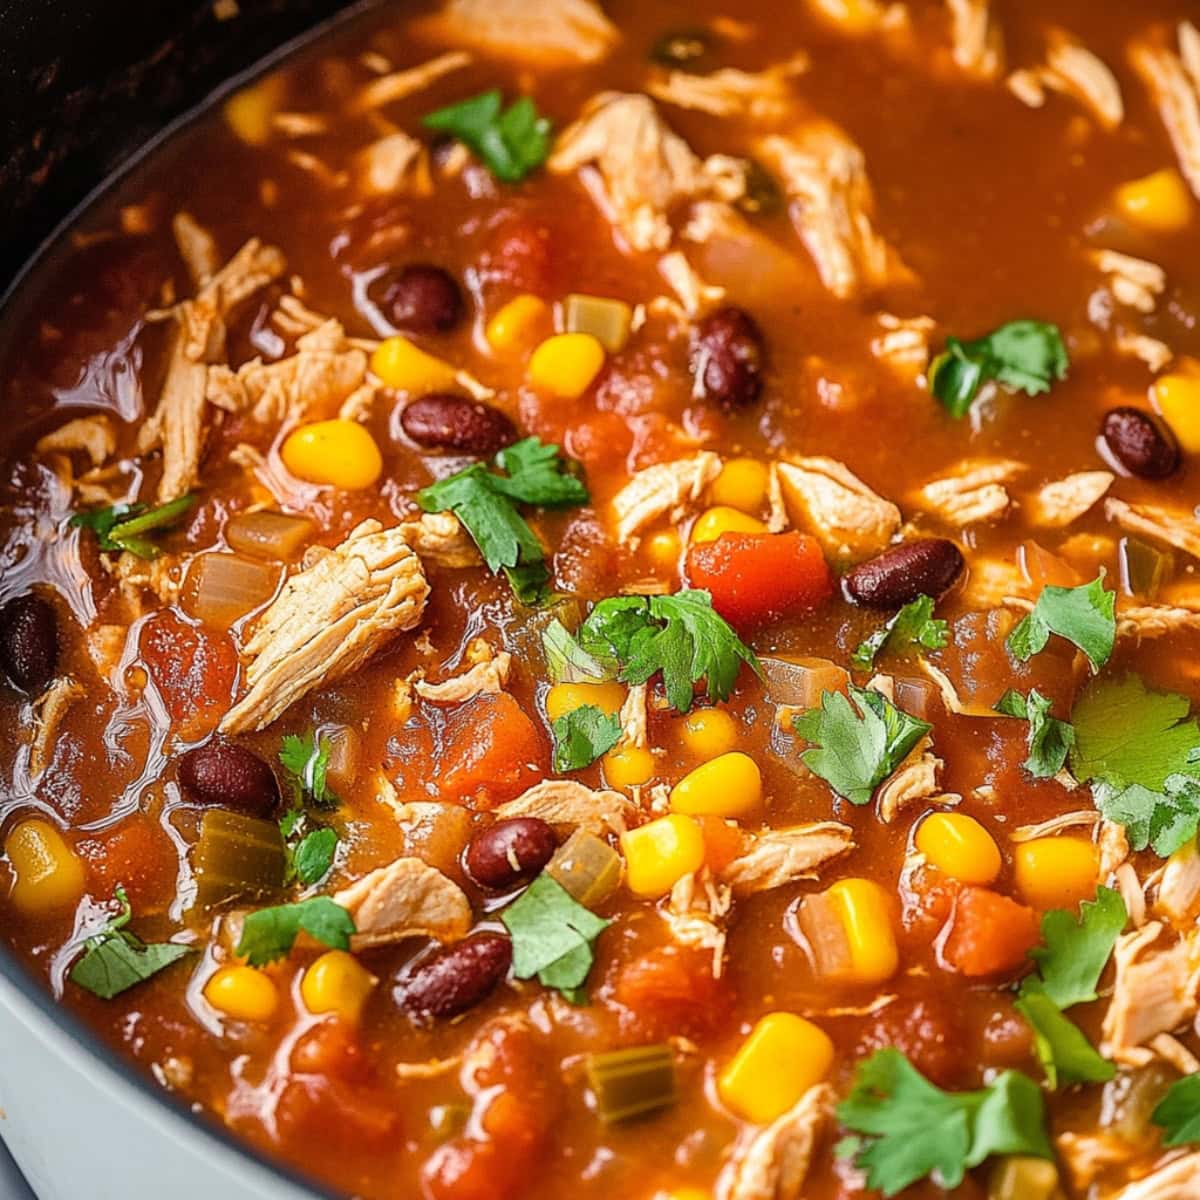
[915,812,1002,885]
[301,950,378,1024]
[621,814,705,898]
[5,819,85,915]
[1114,168,1193,234]
[717,1013,834,1124]
[1152,370,1200,454]
[710,458,770,514]
[690,506,767,545]
[223,73,285,146]
[527,333,605,399]
[485,294,550,354]
[280,420,382,490]
[603,745,656,789]
[679,708,739,762]
[204,965,279,1022]
[670,752,761,818]
[1014,838,1099,910]
[545,681,626,723]
[645,530,681,571]
[371,335,458,394]
[825,878,899,985]
[655,1190,710,1200]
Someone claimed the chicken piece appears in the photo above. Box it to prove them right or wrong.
[617,684,648,750]
[1117,605,1200,641]
[721,824,855,896]
[876,738,960,823]
[773,457,901,559]
[1131,21,1200,200]
[493,779,635,835]
[1112,1152,1200,1200]
[805,0,907,35]
[35,415,116,468]
[1056,1132,1142,1195]
[86,624,129,686]
[610,452,723,541]
[172,212,220,287]
[355,132,434,198]
[916,459,1024,527]
[663,869,732,977]
[348,50,472,113]
[1090,250,1167,314]
[648,55,809,122]
[28,676,85,778]
[1012,811,1099,842]
[658,249,727,317]
[1106,498,1200,561]
[1029,471,1114,528]
[1158,838,1200,926]
[104,552,184,610]
[221,520,429,733]
[333,857,472,951]
[870,313,935,380]
[415,649,512,703]
[398,511,481,569]
[945,0,1004,80]
[1115,332,1174,374]
[1008,31,1123,129]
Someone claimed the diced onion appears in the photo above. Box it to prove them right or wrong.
[563,294,633,354]
[796,889,852,979]
[546,829,622,908]
[760,656,849,709]
[225,510,315,561]
[184,552,281,629]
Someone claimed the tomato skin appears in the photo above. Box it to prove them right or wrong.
[685,531,832,626]
[941,886,1041,978]
[138,611,237,737]
[611,946,726,1039]
[77,814,175,911]
[439,692,548,806]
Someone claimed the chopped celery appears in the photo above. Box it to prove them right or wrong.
[545,829,622,908]
[988,1156,1064,1200]
[1118,537,1169,600]
[586,1043,677,1122]
[193,809,287,910]
[563,294,633,354]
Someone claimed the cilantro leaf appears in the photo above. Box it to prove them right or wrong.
[493,438,587,507]
[995,688,1075,778]
[577,590,759,713]
[290,827,338,887]
[930,319,1068,418]
[69,887,192,1000]
[542,618,612,684]
[793,686,931,806]
[1006,575,1116,672]
[1153,1074,1200,1147]
[1094,776,1200,857]
[69,494,196,560]
[1014,991,1114,1089]
[837,1049,1052,1195]
[236,896,355,966]
[851,594,949,672]
[279,732,337,807]
[501,874,609,1003]
[552,705,623,773]
[423,90,552,183]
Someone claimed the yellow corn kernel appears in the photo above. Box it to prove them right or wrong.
[527,333,605,399]
[1152,370,1200,454]
[371,335,458,394]
[654,1190,710,1200]
[621,814,705,898]
[545,681,626,724]
[670,752,761,818]
[280,419,382,490]
[204,965,279,1022]
[603,745,656,789]
[301,950,378,1024]
[1114,168,1193,234]
[644,530,681,571]
[679,708,739,762]
[826,878,899,985]
[915,812,1002,885]
[690,506,767,545]
[5,819,86,915]
[1014,837,1099,910]
[710,458,770,515]
[485,294,550,354]
[223,73,285,146]
[717,1013,834,1125]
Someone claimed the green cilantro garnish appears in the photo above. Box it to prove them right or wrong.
[236,896,356,967]
[1007,575,1116,673]
[288,827,339,887]
[1014,887,1125,1088]
[552,705,623,773]
[995,688,1075,779]
[1094,776,1200,858]
[279,732,338,808]
[851,594,949,672]
[277,734,340,885]
[69,886,192,1000]
[576,590,759,713]
[836,1049,1052,1195]
[418,437,587,604]
[501,874,610,1004]
[930,319,1068,418]
[1153,1074,1200,1147]
[542,618,611,685]
[69,494,196,560]
[793,686,931,806]
[423,90,551,183]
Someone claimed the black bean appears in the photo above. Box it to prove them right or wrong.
[400,394,517,456]
[178,739,279,817]
[464,818,556,890]
[0,594,58,692]
[1101,407,1180,480]
[375,264,463,333]
[690,306,765,411]
[397,932,512,1020]
[843,539,965,609]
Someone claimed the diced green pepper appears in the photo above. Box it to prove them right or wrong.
[193,809,287,910]
[586,1044,677,1122]
[545,829,622,908]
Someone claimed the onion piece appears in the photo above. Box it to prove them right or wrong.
[225,510,315,561]
[546,829,622,908]
[760,655,849,709]
[563,293,633,353]
[184,552,281,628]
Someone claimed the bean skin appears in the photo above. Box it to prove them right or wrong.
[177,739,280,816]
[400,394,517,456]
[376,264,463,333]
[1101,407,1180,480]
[690,306,765,410]
[843,539,965,609]
[0,594,58,692]
[464,818,556,890]
[397,932,512,1020]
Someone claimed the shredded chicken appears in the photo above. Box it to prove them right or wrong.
[617,684,648,750]
[86,624,129,685]
[1106,497,1200,561]
[1057,1132,1143,1195]
[1159,838,1200,925]
[648,55,809,122]
[945,0,1004,80]
[773,458,901,560]
[348,50,472,113]
[916,458,1024,527]
[757,124,911,298]
[870,313,935,380]
[1091,250,1167,314]
[663,869,732,977]
[1112,1152,1200,1200]
[414,649,512,703]
[1131,21,1200,200]
[333,857,472,951]
[28,677,84,777]
[355,132,433,198]
[1013,810,1100,842]
[104,552,184,610]
[958,555,1028,610]
[494,779,635,835]
[1118,605,1200,641]
[1029,470,1114,528]
[721,824,854,896]
[610,452,723,541]
[35,416,116,468]
[1008,31,1124,128]
[876,738,960,822]
[1116,332,1174,374]
[658,249,727,316]
[398,511,480,569]
[806,0,907,35]
[716,1084,833,1200]
[172,212,220,287]
[221,520,429,733]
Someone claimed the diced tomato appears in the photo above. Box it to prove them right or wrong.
[439,692,548,807]
[697,815,746,874]
[275,1075,398,1151]
[76,813,176,911]
[611,946,726,1038]
[481,215,553,297]
[564,411,634,473]
[853,994,965,1088]
[290,1019,371,1083]
[685,531,833,627]
[138,611,237,738]
[941,886,1040,978]
[423,1139,517,1200]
